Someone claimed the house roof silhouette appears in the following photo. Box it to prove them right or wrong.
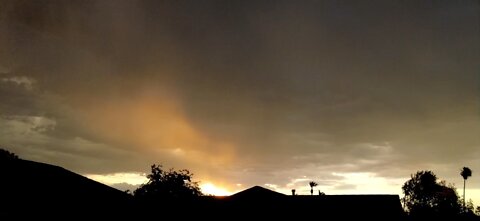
[229,185,285,200]
[210,185,405,220]
[0,159,132,218]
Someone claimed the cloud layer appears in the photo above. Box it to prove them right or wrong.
[0,1,479,198]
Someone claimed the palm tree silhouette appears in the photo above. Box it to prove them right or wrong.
[309,181,318,196]
[460,167,472,208]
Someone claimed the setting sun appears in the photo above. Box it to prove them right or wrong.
[200,183,233,196]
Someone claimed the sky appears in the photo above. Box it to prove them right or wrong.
[0,0,479,202]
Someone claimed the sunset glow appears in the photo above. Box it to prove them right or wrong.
[200,183,233,196]
[85,173,148,186]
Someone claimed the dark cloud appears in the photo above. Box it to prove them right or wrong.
[0,0,479,197]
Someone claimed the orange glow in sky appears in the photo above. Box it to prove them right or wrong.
[76,90,236,167]
[200,183,234,196]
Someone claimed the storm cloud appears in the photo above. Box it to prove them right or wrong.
[0,0,479,198]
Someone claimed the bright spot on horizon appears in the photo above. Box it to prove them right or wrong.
[330,172,405,195]
[200,183,233,196]
[85,172,148,186]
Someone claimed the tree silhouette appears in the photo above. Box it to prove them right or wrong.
[0,148,19,160]
[460,167,472,209]
[402,170,461,218]
[309,181,318,196]
[133,164,202,200]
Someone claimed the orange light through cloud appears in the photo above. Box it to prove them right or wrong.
[200,183,233,196]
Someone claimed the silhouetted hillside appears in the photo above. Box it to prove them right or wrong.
[0,157,406,220]
[0,159,133,219]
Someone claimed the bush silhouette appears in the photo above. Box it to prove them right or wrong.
[402,170,461,218]
[0,148,19,162]
[133,164,202,201]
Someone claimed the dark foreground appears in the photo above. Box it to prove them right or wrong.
[1,159,477,220]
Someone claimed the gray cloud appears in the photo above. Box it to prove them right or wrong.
[110,183,140,193]
[333,184,357,191]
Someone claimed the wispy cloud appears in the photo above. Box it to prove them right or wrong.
[2,76,35,90]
